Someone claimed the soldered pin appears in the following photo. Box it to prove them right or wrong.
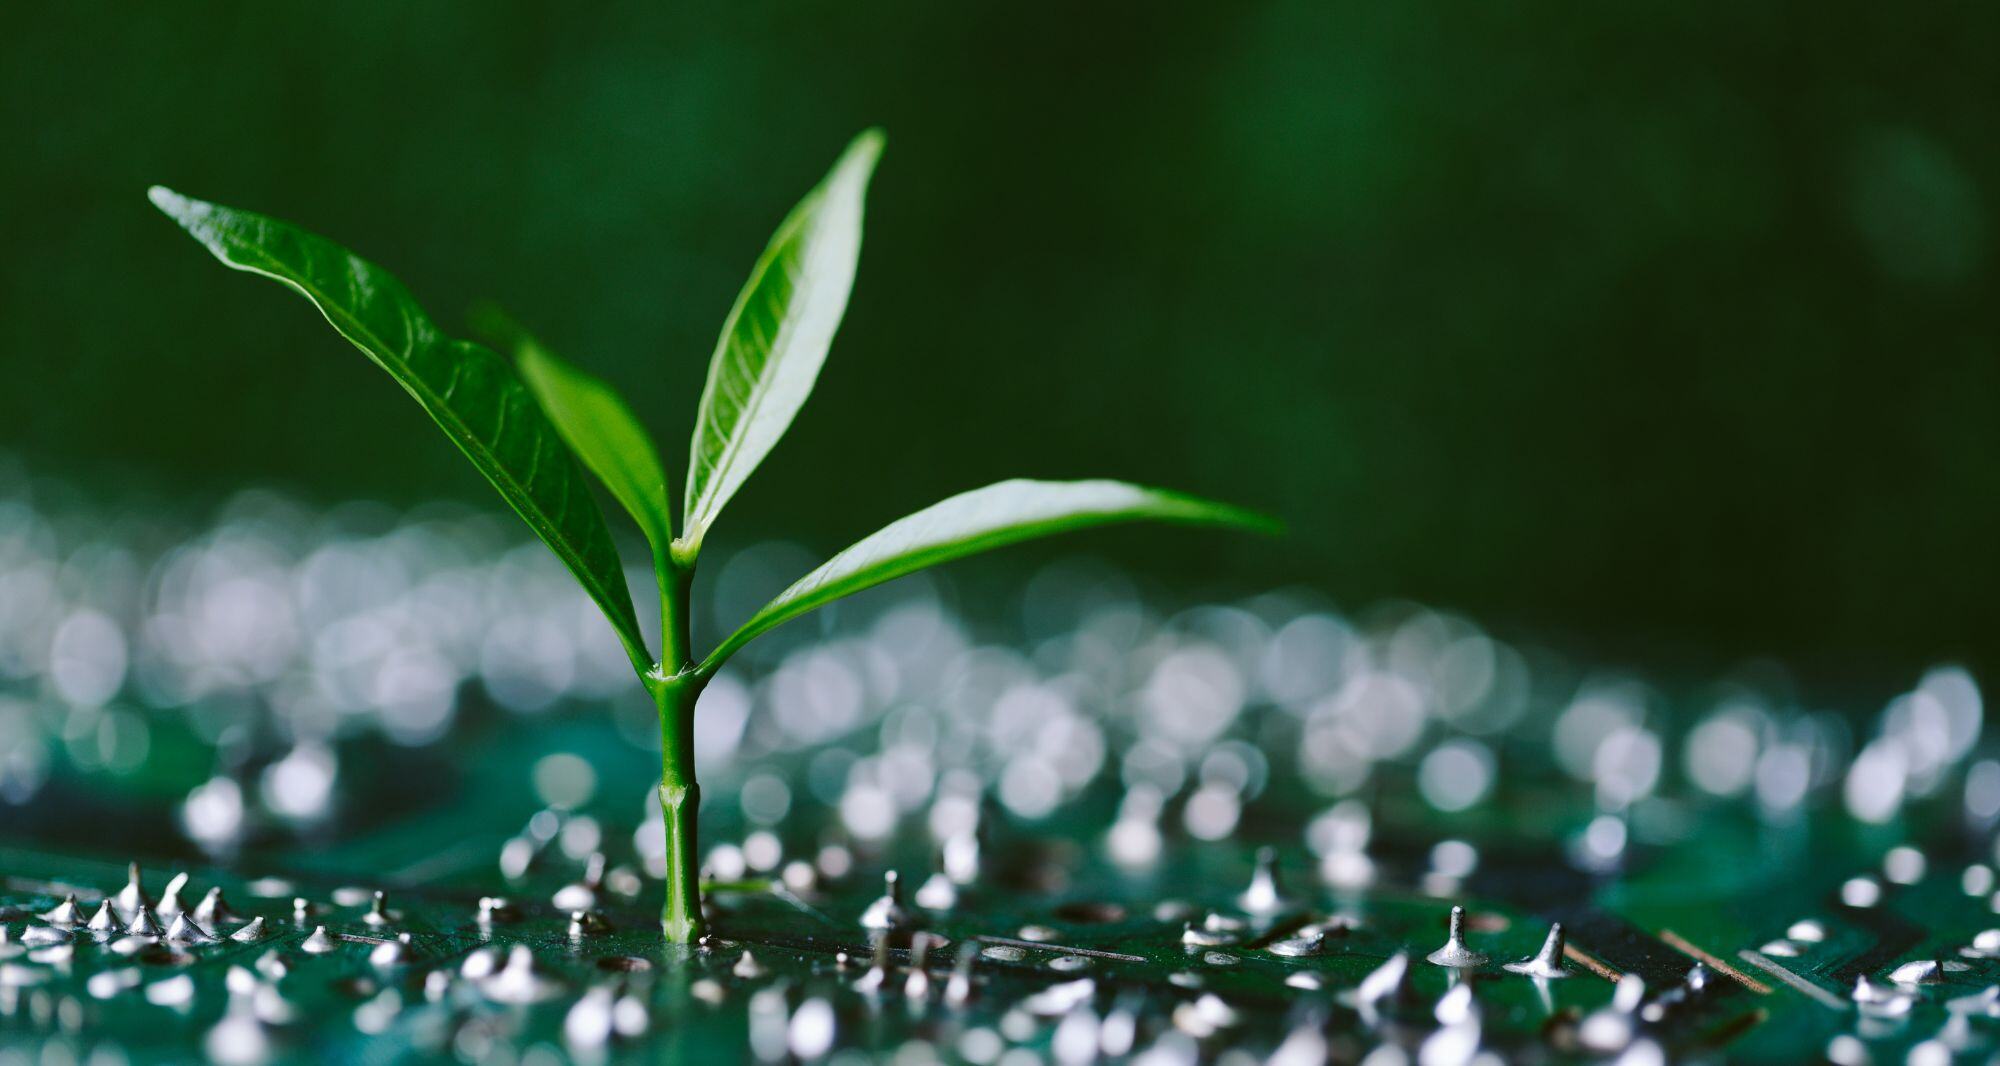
[1426,906,1488,968]
[112,862,150,922]
[1504,923,1570,979]
[157,872,190,918]
[193,887,240,927]
[1238,846,1288,916]
[41,894,83,928]
[859,871,911,933]
[164,913,221,945]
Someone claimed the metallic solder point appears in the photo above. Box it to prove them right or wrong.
[362,890,391,926]
[300,925,338,954]
[292,898,313,921]
[859,871,911,932]
[1355,951,1420,1015]
[112,862,150,922]
[1238,846,1287,916]
[944,949,976,1006]
[370,933,414,968]
[855,936,895,994]
[484,946,565,1004]
[158,872,190,918]
[41,894,83,928]
[478,896,518,924]
[1426,906,1488,968]
[230,917,270,943]
[553,853,607,912]
[124,904,163,939]
[1946,985,2000,1017]
[568,910,610,939]
[1268,929,1328,958]
[20,924,72,948]
[914,871,958,911]
[733,949,767,979]
[905,932,935,999]
[86,900,122,937]
[193,887,239,927]
[1578,973,1648,1053]
[1504,923,1570,979]
[165,913,221,945]
[1434,981,1480,1025]
[1181,912,1247,947]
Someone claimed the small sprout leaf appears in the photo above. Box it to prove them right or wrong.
[680,129,884,556]
[148,187,651,672]
[483,308,676,564]
[700,479,1279,674]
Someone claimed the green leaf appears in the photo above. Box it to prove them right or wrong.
[698,479,1279,675]
[680,129,884,556]
[148,187,653,673]
[481,308,675,565]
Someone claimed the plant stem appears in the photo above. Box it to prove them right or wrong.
[652,554,704,943]
[653,671,704,942]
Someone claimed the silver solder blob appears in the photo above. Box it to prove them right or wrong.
[112,863,150,922]
[193,887,239,927]
[164,913,220,945]
[1426,906,1488,968]
[1578,973,1647,1052]
[859,871,911,932]
[85,900,123,938]
[914,871,957,911]
[1354,951,1420,1017]
[369,933,414,968]
[229,917,269,944]
[483,945,565,1004]
[124,905,163,939]
[300,926,338,954]
[158,872,190,918]
[1237,846,1288,916]
[1504,923,1571,979]
[362,890,393,926]
[41,894,83,928]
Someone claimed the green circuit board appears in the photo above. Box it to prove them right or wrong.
[2,479,1997,1063]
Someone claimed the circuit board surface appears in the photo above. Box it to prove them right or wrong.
[1,478,1996,1064]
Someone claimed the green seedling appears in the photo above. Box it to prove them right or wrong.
[149,130,1278,941]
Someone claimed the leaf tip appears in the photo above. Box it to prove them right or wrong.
[841,128,887,178]
[146,185,185,215]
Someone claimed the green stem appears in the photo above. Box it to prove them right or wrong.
[653,671,705,942]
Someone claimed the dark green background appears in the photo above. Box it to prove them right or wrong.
[5,4,1997,685]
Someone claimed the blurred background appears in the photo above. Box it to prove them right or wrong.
[4,2,1998,688]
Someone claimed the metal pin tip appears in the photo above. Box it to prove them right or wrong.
[41,894,83,927]
[193,887,238,926]
[1426,906,1489,968]
[1357,950,1419,1011]
[1239,847,1287,915]
[1504,922,1570,979]
[86,900,122,935]
[124,905,163,939]
[165,913,220,945]
[859,871,913,931]
[159,872,190,917]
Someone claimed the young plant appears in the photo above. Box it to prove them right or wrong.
[149,130,1278,941]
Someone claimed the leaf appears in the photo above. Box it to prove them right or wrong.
[680,129,884,555]
[149,187,652,672]
[481,307,675,564]
[699,479,1279,674]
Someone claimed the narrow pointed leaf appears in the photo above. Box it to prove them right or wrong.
[681,129,884,555]
[699,479,1279,675]
[149,187,651,671]
[483,308,675,563]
